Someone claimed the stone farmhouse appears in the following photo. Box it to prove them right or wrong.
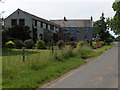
[50,18,93,43]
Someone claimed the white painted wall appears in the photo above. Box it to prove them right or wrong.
[48,25,50,30]
[37,21,44,40]
[4,9,33,38]
[5,9,32,30]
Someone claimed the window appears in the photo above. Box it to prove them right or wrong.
[65,27,69,30]
[71,28,74,34]
[50,25,54,30]
[84,27,88,33]
[46,24,48,29]
[35,20,37,26]
[19,19,25,26]
[11,19,17,26]
[84,35,88,40]
[71,36,76,42]
[41,22,43,28]
[76,28,80,34]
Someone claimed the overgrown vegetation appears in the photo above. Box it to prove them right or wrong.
[24,39,34,49]
[2,44,111,88]
[36,40,46,49]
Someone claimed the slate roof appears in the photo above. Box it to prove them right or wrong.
[50,19,92,27]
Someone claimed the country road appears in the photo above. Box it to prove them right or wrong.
[46,42,119,88]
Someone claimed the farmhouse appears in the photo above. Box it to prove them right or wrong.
[50,17,93,43]
[4,9,69,42]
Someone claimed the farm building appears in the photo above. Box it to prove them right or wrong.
[50,17,93,43]
[4,9,70,42]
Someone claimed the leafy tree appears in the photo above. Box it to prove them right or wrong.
[115,36,120,41]
[93,13,108,41]
[110,1,120,35]
[99,13,108,41]
[7,25,31,41]
[93,20,100,38]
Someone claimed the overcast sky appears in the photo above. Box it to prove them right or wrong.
[0,0,118,37]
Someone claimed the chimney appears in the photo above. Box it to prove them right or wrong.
[91,16,93,21]
[91,16,93,27]
[64,17,67,21]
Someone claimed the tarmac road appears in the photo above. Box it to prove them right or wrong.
[47,42,119,88]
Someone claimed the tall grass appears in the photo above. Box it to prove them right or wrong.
[2,46,103,88]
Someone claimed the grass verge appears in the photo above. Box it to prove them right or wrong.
[2,45,111,88]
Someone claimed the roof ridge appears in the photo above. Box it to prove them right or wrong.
[17,9,63,28]
[50,19,91,21]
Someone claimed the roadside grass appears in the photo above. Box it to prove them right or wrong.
[97,45,112,53]
[2,45,111,88]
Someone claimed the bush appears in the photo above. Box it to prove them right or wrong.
[5,41,15,48]
[14,40,23,49]
[96,42,102,48]
[92,41,102,48]
[62,47,75,59]
[36,40,46,49]
[77,46,92,59]
[99,41,104,46]
[69,42,78,48]
[54,46,75,61]
[79,41,89,46]
[24,39,34,49]
[92,42,97,49]
[57,40,65,49]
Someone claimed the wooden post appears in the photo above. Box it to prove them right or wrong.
[22,47,25,62]
[52,40,54,54]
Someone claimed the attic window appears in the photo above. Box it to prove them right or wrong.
[11,19,17,26]
[19,19,25,26]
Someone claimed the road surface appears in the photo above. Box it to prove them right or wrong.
[46,42,119,88]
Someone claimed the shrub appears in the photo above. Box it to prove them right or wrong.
[79,41,89,46]
[92,41,102,48]
[77,46,92,59]
[69,42,78,48]
[36,40,46,49]
[24,39,34,49]
[57,40,65,49]
[92,42,97,49]
[96,42,102,48]
[99,41,104,46]
[5,41,15,48]
[14,40,23,49]
[62,48,75,59]
[54,53,63,62]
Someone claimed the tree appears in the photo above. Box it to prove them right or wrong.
[110,1,120,35]
[93,13,108,41]
[115,36,120,41]
[7,25,31,41]
[93,20,100,38]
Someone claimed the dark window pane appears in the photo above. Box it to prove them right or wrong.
[84,35,88,40]
[46,24,47,29]
[19,19,25,26]
[35,20,37,26]
[11,19,17,26]
[41,22,43,28]
[84,27,88,33]
[50,25,54,30]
